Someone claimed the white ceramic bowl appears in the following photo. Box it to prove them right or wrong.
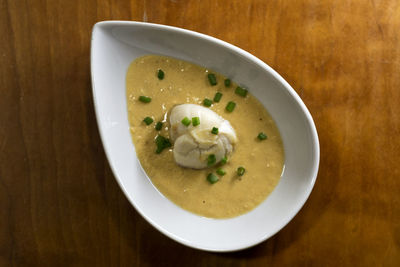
[90,21,319,252]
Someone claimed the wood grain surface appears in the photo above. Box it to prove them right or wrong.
[1,0,399,266]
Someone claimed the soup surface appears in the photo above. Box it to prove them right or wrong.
[126,55,284,218]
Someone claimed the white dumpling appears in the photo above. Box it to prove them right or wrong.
[169,104,237,169]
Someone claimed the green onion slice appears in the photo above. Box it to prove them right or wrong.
[220,156,228,165]
[181,117,191,126]
[207,73,217,86]
[155,135,171,154]
[207,173,219,184]
[143,117,153,125]
[224,79,231,87]
[213,92,223,102]
[207,154,216,166]
[211,127,219,135]
[203,98,213,107]
[216,168,226,176]
[157,69,164,80]
[192,117,200,126]
[235,86,247,97]
[235,86,248,97]
[237,166,245,176]
[225,101,236,112]
[155,122,163,131]
[139,96,151,103]
[257,132,268,140]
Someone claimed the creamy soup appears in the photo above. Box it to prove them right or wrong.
[126,55,284,218]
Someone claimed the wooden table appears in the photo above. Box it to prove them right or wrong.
[1,0,399,266]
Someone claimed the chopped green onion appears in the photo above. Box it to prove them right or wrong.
[213,92,223,102]
[157,69,164,80]
[237,166,245,176]
[143,117,153,125]
[207,73,217,86]
[155,122,163,131]
[224,79,231,87]
[216,168,226,176]
[207,173,219,184]
[220,156,228,165]
[225,101,236,112]
[211,127,219,135]
[235,86,248,97]
[181,117,191,126]
[192,117,200,126]
[257,132,268,140]
[139,96,151,103]
[155,135,171,154]
[203,98,213,107]
[207,154,216,166]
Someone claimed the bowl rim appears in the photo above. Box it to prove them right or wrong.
[90,20,320,252]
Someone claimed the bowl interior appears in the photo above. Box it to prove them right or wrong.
[91,21,319,252]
